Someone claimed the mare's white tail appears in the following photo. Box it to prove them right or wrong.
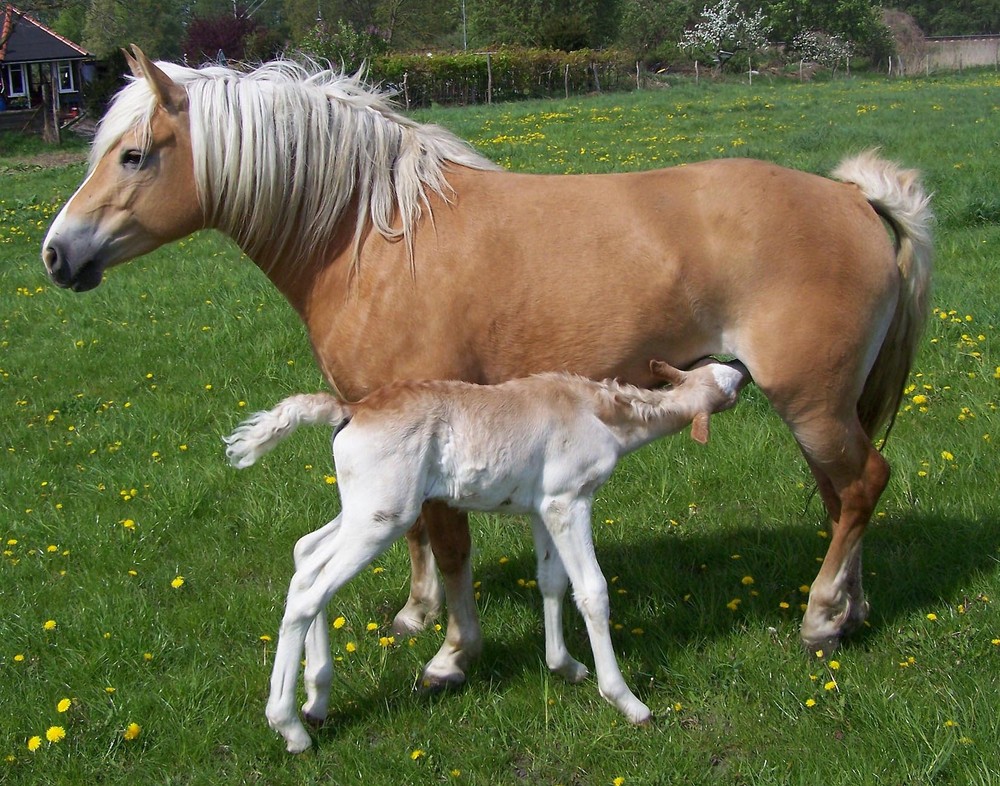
[831,150,933,438]
[224,393,352,469]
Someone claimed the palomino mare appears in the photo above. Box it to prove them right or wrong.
[42,47,932,727]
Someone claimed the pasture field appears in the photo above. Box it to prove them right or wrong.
[2,70,1000,785]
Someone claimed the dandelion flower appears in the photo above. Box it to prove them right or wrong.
[927,613,938,621]
[345,642,356,653]
[614,778,626,786]
[259,634,272,643]
[824,680,837,691]
[741,575,754,586]
[27,736,41,752]
[366,622,378,632]
[170,576,185,589]
[57,698,71,713]
[941,451,954,462]
[45,726,66,743]
[123,723,141,741]
[410,749,426,761]
[828,660,840,670]
[805,698,816,707]
[333,616,346,629]
[43,619,57,631]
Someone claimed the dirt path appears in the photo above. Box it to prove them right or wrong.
[1,149,88,174]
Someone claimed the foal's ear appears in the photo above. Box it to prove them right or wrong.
[689,412,710,444]
[650,359,685,386]
[125,44,187,113]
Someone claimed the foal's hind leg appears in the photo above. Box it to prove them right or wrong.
[795,417,889,653]
[293,516,343,727]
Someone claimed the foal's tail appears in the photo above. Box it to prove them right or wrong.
[832,150,934,440]
[224,393,353,469]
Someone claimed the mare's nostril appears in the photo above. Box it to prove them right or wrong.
[42,241,72,286]
[43,245,58,272]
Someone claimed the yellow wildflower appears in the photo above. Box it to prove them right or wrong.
[123,723,141,741]
[45,726,66,743]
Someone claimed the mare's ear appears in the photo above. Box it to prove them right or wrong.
[689,412,710,444]
[650,359,685,386]
[124,44,187,113]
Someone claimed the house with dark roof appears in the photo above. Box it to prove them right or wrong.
[1,4,93,129]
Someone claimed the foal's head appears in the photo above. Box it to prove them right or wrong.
[42,47,202,292]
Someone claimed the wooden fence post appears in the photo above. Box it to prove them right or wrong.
[486,52,493,105]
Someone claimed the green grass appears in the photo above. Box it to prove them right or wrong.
[3,71,1000,785]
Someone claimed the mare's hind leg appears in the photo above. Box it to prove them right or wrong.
[795,416,889,653]
[418,502,483,690]
[530,514,589,683]
[392,517,444,634]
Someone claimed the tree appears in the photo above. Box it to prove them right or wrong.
[679,0,771,67]
[83,0,185,59]
[182,8,273,63]
[617,0,694,62]
[790,30,853,71]
[296,19,390,72]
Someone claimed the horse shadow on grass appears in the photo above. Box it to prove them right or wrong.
[312,505,1000,743]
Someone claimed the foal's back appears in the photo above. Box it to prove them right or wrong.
[334,374,619,516]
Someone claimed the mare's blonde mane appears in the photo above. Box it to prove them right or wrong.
[90,60,500,272]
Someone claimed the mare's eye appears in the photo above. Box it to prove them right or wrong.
[120,149,144,169]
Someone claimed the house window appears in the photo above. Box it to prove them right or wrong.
[6,63,27,97]
[57,61,75,93]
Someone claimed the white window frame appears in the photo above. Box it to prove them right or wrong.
[57,61,75,94]
[6,63,28,97]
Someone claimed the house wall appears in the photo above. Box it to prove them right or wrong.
[925,35,1000,71]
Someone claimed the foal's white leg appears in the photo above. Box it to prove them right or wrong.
[530,515,589,683]
[267,515,409,753]
[542,497,651,724]
[293,516,343,726]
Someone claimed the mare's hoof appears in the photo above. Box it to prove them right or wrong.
[303,712,326,729]
[417,671,467,694]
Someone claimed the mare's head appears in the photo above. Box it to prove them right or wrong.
[42,47,202,291]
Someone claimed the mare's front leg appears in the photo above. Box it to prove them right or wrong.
[392,515,444,634]
[542,496,651,725]
[418,502,483,690]
[530,515,589,683]
[267,514,409,752]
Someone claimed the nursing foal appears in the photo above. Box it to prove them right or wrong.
[225,358,749,752]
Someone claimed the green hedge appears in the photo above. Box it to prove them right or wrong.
[370,48,640,107]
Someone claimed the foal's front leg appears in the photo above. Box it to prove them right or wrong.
[542,496,651,725]
[530,515,589,683]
